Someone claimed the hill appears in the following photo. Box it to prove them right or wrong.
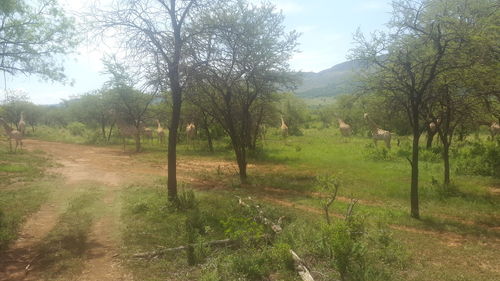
[294,60,362,98]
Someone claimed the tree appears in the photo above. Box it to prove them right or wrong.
[351,0,476,218]
[428,0,499,185]
[0,0,78,82]
[66,91,115,142]
[102,59,156,152]
[91,0,200,202]
[187,0,298,182]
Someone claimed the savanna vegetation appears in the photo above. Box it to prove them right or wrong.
[1,0,499,280]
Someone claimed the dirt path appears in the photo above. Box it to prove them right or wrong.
[0,139,169,281]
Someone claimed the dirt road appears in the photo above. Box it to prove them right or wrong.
[0,139,235,281]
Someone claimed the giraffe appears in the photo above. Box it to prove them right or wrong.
[363,113,391,148]
[186,122,197,146]
[143,126,153,143]
[115,118,141,152]
[337,118,352,137]
[156,119,165,144]
[479,121,500,140]
[0,118,23,152]
[426,119,440,148]
[280,115,288,138]
[490,122,500,138]
[18,112,26,135]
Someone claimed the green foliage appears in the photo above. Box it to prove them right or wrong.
[67,122,87,136]
[0,0,78,81]
[454,140,500,178]
[419,147,442,163]
[320,218,366,281]
[279,93,309,136]
[221,216,265,244]
[177,189,198,211]
[363,144,394,161]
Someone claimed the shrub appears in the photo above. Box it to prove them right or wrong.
[321,219,367,281]
[419,148,441,163]
[66,122,87,136]
[454,141,500,178]
[176,189,198,211]
[363,144,393,161]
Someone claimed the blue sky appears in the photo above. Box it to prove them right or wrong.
[1,0,392,105]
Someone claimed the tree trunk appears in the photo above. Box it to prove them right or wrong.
[101,122,107,141]
[107,123,115,143]
[135,133,141,152]
[168,91,181,202]
[233,141,247,183]
[202,113,213,152]
[443,141,450,186]
[410,123,420,219]
[426,129,435,149]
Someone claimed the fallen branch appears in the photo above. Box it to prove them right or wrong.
[290,250,315,281]
[132,238,234,259]
[236,196,284,234]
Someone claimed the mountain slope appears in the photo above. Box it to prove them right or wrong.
[294,60,362,98]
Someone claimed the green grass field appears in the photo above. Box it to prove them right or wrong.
[3,126,499,280]
[124,127,499,281]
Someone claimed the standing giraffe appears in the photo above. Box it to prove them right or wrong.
[143,127,153,143]
[115,119,141,152]
[479,121,500,140]
[280,115,288,138]
[426,119,440,148]
[186,122,197,145]
[18,112,26,135]
[0,118,23,152]
[156,119,166,144]
[363,113,391,148]
[337,119,352,137]
[489,122,500,138]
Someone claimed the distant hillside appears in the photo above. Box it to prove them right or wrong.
[294,60,363,98]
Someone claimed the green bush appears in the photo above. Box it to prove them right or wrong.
[419,147,441,163]
[454,141,500,178]
[363,144,393,161]
[321,219,366,281]
[67,122,87,136]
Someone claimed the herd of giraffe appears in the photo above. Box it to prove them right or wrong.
[1,111,499,153]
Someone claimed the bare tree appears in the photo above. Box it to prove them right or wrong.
[90,0,201,202]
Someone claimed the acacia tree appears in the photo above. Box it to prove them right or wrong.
[91,0,201,202]
[0,0,78,82]
[187,0,298,182]
[429,0,499,185]
[351,0,475,218]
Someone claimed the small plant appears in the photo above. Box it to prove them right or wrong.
[221,216,265,244]
[176,189,197,211]
[316,174,341,224]
[363,144,393,161]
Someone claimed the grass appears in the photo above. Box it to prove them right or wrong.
[125,127,499,280]
[4,125,498,280]
[35,187,103,280]
[0,143,52,250]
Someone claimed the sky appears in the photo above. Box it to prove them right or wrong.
[1,0,393,105]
